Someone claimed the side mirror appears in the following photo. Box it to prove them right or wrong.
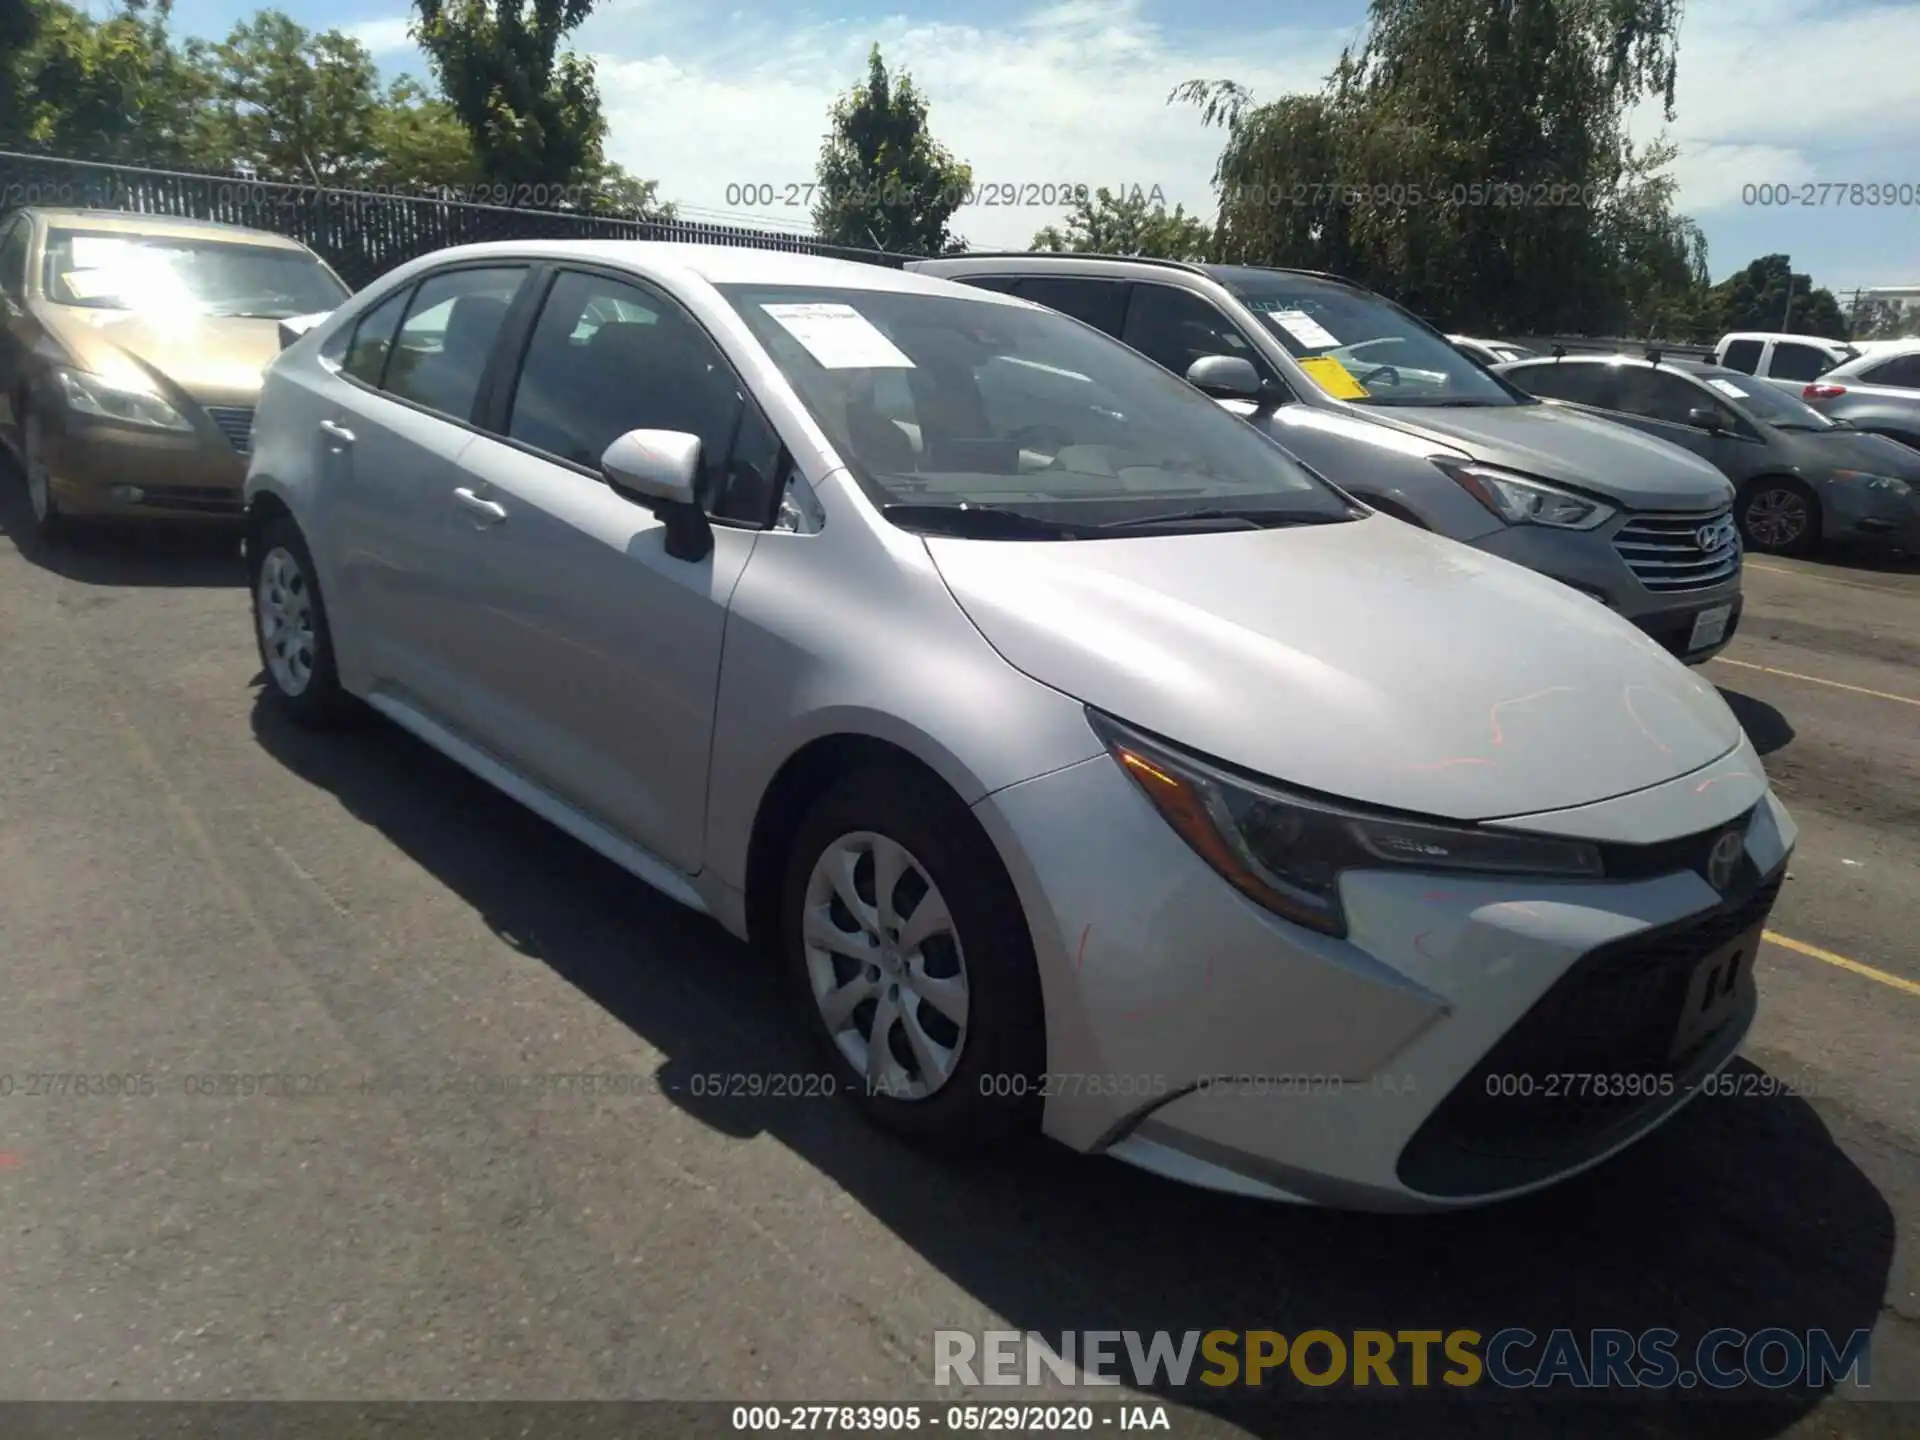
[601,428,713,562]
[1185,354,1263,403]
[1686,406,1724,433]
[277,312,333,350]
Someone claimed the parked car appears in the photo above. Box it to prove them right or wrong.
[1793,339,1920,452]
[1712,331,1857,385]
[1495,353,1920,556]
[905,254,1744,663]
[1448,335,1539,366]
[247,239,1796,1211]
[0,207,351,541]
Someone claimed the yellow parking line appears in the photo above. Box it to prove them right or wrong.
[1744,562,1797,576]
[1763,931,1920,997]
[1707,656,1920,707]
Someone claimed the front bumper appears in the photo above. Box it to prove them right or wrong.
[37,414,247,522]
[1468,517,1744,664]
[1818,478,1920,548]
[972,736,1795,1212]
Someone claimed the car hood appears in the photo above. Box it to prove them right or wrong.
[1792,425,1920,478]
[1352,401,1735,510]
[39,305,280,407]
[926,515,1741,822]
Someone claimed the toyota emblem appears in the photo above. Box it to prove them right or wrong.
[1706,830,1745,891]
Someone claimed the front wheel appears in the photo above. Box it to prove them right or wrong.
[20,407,72,542]
[781,766,1046,1147]
[1738,477,1822,557]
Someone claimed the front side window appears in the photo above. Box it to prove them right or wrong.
[507,269,778,524]
[1119,284,1265,382]
[40,228,348,318]
[1719,339,1764,374]
[715,282,1359,534]
[1769,341,1839,382]
[1227,274,1522,407]
[1611,367,1715,427]
[1503,360,1613,406]
[382,267,525,421]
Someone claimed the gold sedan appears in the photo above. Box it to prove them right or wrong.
[0,207,350,540]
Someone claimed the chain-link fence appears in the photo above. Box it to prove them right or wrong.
[0,150,905,290]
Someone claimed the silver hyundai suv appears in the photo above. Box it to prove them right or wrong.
[907,254,1746,664]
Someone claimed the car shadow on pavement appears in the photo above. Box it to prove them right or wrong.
[1804,541,1920,577]
[1716,686,1796,757]
[250,699,1895,1440]
[0,456,245,588]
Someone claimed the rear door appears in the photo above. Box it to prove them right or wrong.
[441,265,776,870]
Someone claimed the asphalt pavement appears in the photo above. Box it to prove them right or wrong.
[0,477,1915,1439]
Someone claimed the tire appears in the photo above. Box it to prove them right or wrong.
[780,764,1046,1147]
[248,513,355,726]
[1737,476,1822,557]
[19,404,73,543]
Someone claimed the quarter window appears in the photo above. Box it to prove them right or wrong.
[334,287,409,382]
[506,269,783,525]
[383,266,526,420]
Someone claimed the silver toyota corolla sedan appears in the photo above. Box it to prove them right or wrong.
[245,240,1797,1211]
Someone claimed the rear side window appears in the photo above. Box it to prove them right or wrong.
[1010,277,1127,335]
[1505,360,1612,406]
[383,266,526,420]
[1863,354,1920,389]
[1768,341,1838,382]
[1720,339,1764,374]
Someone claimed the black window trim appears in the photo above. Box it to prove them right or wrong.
[474,259,795,532]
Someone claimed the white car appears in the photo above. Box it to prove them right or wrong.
[1447,335,1540,366]
[243,239,1797,1210]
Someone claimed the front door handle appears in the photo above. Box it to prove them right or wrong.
[319,419,355,444]
[453,486,507,527]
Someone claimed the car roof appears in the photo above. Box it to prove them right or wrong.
[903,251,1356,289]
[21,207,313,249]
[1717,330,1852,351]
[399,239,983,298]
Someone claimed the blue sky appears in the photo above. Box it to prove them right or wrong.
[151,0,1920,297]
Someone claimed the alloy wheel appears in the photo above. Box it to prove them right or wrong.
[1745,487,1808,551]
[256,546,317,697]
[801,830,971,1099]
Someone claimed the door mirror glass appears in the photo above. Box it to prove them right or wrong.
[1686,406,1724,432]
[1186,354,1263,401]
[602,428,703,506]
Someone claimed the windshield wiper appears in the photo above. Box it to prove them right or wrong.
[880,503,1091,539]
[1093,507,1353,533]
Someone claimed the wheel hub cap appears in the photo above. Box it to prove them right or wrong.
[257,547,317,697]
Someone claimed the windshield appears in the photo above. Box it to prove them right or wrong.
[1699,370,1840,429]
[717,284,1360,533]
[1226,275,1524,407]
[42,229,349,318]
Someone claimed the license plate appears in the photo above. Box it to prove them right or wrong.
[1669,922,1762,1061]
[1688,604,1732,653]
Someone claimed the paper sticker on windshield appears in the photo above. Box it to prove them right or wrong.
[1707,378,1749,398]
[1299,355,1370,399]
[761,302,914,369]
[68,237,135,268]
[59,270,127,300]
[1265,308,1340,350]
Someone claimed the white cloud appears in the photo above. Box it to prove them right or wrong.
[347,16,417,56]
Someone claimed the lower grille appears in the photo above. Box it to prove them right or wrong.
[1397,871,1783,1198]
[135,485,244,514]
[204,406,255,455]
[1614,507,1741,593]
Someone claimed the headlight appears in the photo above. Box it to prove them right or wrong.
[1832,469,1912,497]
[1432,458,1615,529]
[53,368,193,432]
[1089,710,1602,938]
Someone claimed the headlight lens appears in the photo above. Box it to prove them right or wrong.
[1433,458,1616,529]
[1089,711,1603,938]
[1832,468,1912,496]
[54,368,193,431]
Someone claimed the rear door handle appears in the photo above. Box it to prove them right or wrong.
[319,419,355,444]
[453,486,507,527]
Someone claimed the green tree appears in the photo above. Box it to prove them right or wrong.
[1174,0,1695,334]
[812,44,971,255]
[9,0,211,163]
[365,74,481,190]
[189,11,380,184]
[1714,255,1850,339]
[409,0,602,187]
[1031,185,1210,260]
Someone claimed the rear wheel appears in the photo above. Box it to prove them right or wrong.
[781,765,1046,1147]
[1737,477,1821,557]
[248,514,355,726]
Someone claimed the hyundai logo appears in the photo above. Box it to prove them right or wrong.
[1706,829,1746,891]
[1696,518,1739,553]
